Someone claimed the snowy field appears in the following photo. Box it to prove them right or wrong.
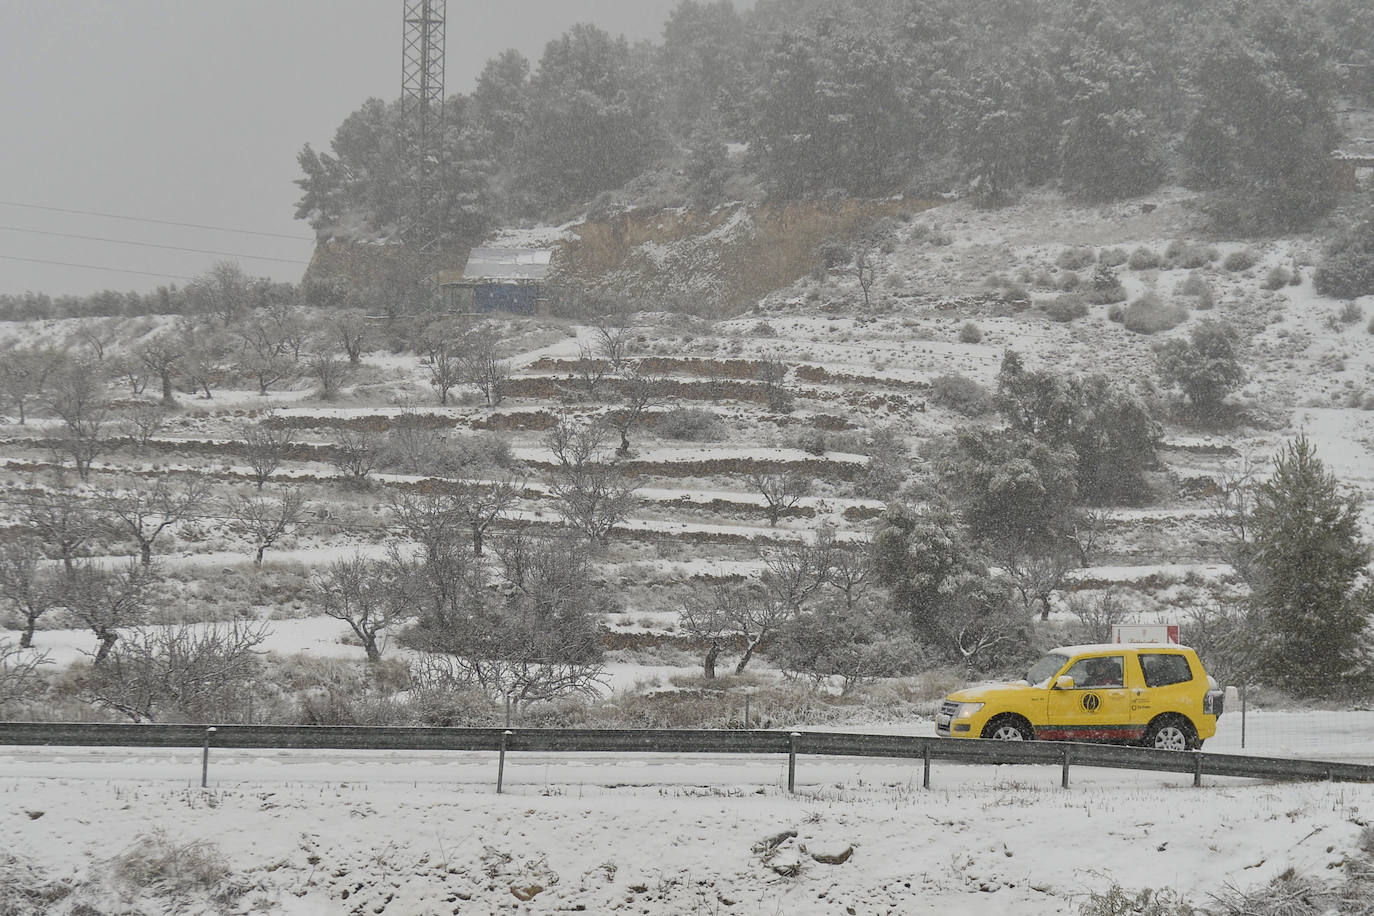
[2,742,1371,914]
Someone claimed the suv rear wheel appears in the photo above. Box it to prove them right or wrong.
[1143,716,1198,751]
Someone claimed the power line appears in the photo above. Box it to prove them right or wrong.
[0,254,196,282]
[0,225,309,266]
[0,200,314,241]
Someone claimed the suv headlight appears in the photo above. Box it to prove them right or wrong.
[950,702,984,719]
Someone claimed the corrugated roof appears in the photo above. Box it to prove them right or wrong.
[459,247,553,282]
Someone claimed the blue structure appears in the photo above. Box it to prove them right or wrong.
[446,247,552,315]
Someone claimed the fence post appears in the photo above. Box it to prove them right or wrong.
[922,742,931,789]
[788,732,800,793]
[1061,744,1071,789]
[497,730,511,795]
[1193,752,1203,788]
[1240,684,1247,750]
[745,694,751,730]
[201,727,216,789]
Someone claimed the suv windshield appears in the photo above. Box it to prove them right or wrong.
[1025,653,1070,686]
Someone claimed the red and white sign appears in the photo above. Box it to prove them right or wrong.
[1111,624,1180,645]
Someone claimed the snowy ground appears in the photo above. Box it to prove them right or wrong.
[3,742,1371,914]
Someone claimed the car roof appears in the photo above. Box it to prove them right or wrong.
[1049,643,1194,655]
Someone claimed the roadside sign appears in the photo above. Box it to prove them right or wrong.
[1111,624,1180,644]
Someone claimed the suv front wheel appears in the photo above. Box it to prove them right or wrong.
[982,715,1034,741]
[1143,716,1198,751]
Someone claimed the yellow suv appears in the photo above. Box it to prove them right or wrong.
[936,644,1223,750]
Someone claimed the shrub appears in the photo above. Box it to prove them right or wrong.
[1165,240,1217,269]
[1155,318,1245,412]
[1044,295,1089,322]
[1083,266,1127,305]
[1056,270,1081,291]
[1107,305,1125,322]
[795,429,828,456]
[1127,247,1161,270]
[1223,249,1259,272]
[1262,266,1292,290]
[1123,293,1187,334]
[655,407,724,441]
[1000,282,1029,304]
[958,322,983,343]
[930,373,993,416]
[1078,884,1197,916]
[1339,301,1364,324]
[1098,247,1128,267]
[1176,270,1209,298]
[1056,246,1096,270]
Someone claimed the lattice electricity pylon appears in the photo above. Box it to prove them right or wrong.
[400,0,446,249]
[402,0,445,176]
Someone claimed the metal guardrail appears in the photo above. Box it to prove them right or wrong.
[1,723,1372,791]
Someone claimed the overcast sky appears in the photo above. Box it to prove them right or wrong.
[0,1,751,298]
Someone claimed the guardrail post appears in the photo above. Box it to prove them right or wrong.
[922,743,931,789]
[201,727,216,789]
[788,732,800,793]
[744,694,751,730]
[1061,744,1071,789]
[1193,752,1203,788]
[497,730,512,794]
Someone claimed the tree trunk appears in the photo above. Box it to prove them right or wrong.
[140,541,153,566]
[160,372,174,405]
[20,621,34,649]
[93,631,118,665]
[255,544,266,564]
[735,638,760,674]
[472,524,484,556]
[363,638,381,664]
[703,643,720,679]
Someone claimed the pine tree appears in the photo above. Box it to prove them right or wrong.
[1244,437,1372,696]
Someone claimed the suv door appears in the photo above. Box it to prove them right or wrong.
[1043,653,1137,740]
[1134,650,1198,727]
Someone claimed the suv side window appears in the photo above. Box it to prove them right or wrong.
[1064,655,1124,687]
[1139,653,1193,687]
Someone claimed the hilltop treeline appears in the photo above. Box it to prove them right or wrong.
[295,0,1368,247]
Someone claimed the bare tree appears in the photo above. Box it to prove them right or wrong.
[312,553,416,663]
[134,331,182,406]
[241,418,295,489]
[84,618,268,722]
[70,319,118,362]
[0,539,62,648]
[574,341,610,397]
[59,560,154,664]
[0,639,50,710]
[408,533,608,717]
[331,428,384,485]
[854,245,878,307]
[0,345,63,423]
[188,260,257,327]
[328,309,372,365]
[606,371,662,455]
[15,482,101,570]
[1066,588,1134,644]
[176,316,231,399]
[727,582,790,674]
[1001,548,1077,621]
[229,487,306,564]
[98,475,213,566]
[306,350,349,400]
[545,418,638,544]
[460,326,511,408]
[677,583,751,679]
[120,400,171,450]
[594,316,634,374]
[46,358,111,479]
[416,319,467,405]
[451,473,526,555]
[1069,506,1111,568]
[236,310,298,396]
[755,359,793,413]
[748,470,811,526]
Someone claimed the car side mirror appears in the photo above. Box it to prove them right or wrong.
[1054,675,1076,690]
